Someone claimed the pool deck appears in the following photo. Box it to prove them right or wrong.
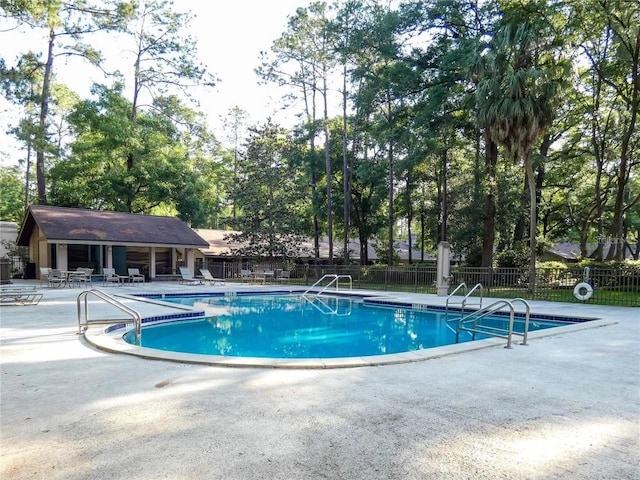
[1,280,639,479]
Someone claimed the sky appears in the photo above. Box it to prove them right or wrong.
[0,0,315,166]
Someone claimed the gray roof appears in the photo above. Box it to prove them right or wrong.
[17,205,208,248]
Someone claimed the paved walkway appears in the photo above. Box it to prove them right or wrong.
[1,281,638,479]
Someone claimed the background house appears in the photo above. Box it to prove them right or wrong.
[17,205,208,279]
[543,242,637,262]
[193,228,436,273]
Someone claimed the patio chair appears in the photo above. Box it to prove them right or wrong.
[252,269,266,284]
[48,269,67,288]
[39,267,51,287]
[102,267,126,286]
[240,269,252,282]
[199,269,225,285]
[179,267,202,285]
[70,267,93,288]
[127,268,145,285]
[276,270,291,283]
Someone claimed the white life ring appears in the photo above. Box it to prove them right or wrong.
[573,282,593,301]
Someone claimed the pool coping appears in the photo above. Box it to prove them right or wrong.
[82,290,616,369]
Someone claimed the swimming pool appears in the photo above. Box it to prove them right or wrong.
[123,294,578,359]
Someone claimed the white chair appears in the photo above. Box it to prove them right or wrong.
[70,267,93,288]
[48,269,66,288]
[240,269,252,282]
[277,270,291,282]
[252,269,266,284]
[128,268,145,285]
[179,267,202,285]
[39,267,51,287]
[200,269,225,285]
[102,267,125,286]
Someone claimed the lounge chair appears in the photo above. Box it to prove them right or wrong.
[0,285,43,306]
[179,267,202,285]
[199,269,225,285]
[127,268,145,285]
[102,267,126,286]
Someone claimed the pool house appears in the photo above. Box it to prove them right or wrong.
[16,205,209,281]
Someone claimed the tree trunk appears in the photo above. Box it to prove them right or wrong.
[387,141,394,266]
[342,63,351,265]
[440,149,447,243]
[36,28,56,205]
[525,153,537,293]
[323,76,333,265]
[420,208,425,262]
[481,134,497,267]
[407,170,413,264]
[512,175,528,244]
[608,26,639,260]
[24,143,32,211]
[359,229,368,265]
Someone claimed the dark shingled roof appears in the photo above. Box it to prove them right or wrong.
[17,205,208,247]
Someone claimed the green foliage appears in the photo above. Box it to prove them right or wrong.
[0,166,25,222]
[48,83,228,220]
[495,241,531,269]
[227,121,310,259]
[537,261,570,271]
[1,0,637,268]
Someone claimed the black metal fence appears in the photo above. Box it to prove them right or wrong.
[212,261,639,307]
[11,254,638,307]
[1,256,30,280]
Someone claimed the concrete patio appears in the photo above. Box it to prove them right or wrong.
[1,281,638,479]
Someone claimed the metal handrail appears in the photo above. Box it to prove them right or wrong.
[446,282,483,315]
[303,274,353,296]
[509,298,531,345]
[455,298,531,349]
[77,289,142,338]
[456,300,515,348]
[448,282,467,296]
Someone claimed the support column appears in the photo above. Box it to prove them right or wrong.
[106,246,113,269]
[172,249,178,274]
[150,247,156,280]
[186,248,195,274]
[57,244,68,271]
[436,241,451,296]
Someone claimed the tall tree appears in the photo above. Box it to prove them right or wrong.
[257,2,337,262]
[573,0,640,260]
[123,0,216,175]
[0,0,133,204]
[477,0,570,289]
[227,121,309,259]
[48,83,225,220]
[220,106,249,221]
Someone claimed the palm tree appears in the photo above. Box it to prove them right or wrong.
[476,2,570,291]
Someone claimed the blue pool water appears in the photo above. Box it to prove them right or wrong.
[124,294,576,359]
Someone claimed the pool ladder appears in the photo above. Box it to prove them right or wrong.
[455,298,531,348]
[446,282,483,315]
[77,289,142,338]
[303,274,353,297]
